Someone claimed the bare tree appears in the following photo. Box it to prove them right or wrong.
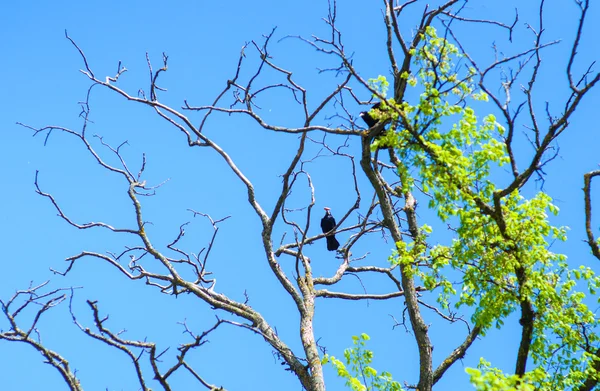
[5,0,600,390]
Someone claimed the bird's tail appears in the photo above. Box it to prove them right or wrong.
[326,235,340,251]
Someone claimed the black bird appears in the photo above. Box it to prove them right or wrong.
[321,207,340,251]
[359,102,382,128]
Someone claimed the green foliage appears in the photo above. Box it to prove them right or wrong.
[323,334,404,391]
[467,359,548,391]
[368,75,390,98]
[368,26,600,389]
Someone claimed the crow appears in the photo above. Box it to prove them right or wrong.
[359,102,382,128]
[321,207,340,251]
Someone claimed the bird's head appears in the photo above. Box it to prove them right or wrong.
[324,207,331,212]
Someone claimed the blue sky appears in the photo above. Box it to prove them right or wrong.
[1,1,600,390]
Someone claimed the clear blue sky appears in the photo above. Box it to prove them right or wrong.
[1,1,599,390]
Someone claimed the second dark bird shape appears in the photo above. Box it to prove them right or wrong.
[359,102,382,128]
[321,207,340,251]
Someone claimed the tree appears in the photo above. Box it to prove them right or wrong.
[2,0,600,390]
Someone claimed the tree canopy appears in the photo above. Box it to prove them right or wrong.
[2,1,600,390]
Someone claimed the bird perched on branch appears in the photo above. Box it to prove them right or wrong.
[359,102,382,128]
[321,207,340,251]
